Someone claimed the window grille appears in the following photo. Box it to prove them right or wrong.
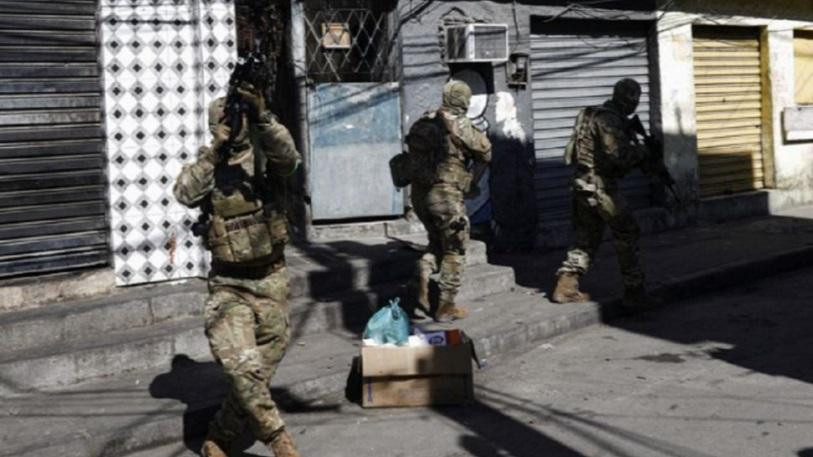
[303,0,397,83]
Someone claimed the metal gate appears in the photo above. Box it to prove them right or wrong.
[307,83,403,220]
[0,1,108,277]
[693,26,766,197]
[531,20,653,223]
[303,0,402,221]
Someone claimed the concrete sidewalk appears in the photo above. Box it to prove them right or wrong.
[4,205,813,456]
[492,204,813,312]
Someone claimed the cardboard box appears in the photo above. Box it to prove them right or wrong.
[361,343,474,408]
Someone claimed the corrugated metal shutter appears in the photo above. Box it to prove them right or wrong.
[0,0,109,278]
[531,21,653,223]
[795,31,813,105]
[693,26,765,197]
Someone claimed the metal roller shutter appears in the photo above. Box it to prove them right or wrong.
[693,26,765,197]
[531,21,654,224]
[0,0,109,278]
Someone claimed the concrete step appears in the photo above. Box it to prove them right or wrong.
[289,262,516,336]
[0,327,360,457]
[0,316,207,395]
[307,217,426,241]
[0,286,581,457]
[287,236,487,300]
[0,263,515,393]
[0,238,489,354]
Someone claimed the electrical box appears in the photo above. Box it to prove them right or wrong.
[444,24,509,63]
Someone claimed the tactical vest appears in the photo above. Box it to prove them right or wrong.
[206,146,288,266]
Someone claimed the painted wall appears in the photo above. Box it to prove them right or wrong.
[100,0,237,285]
[656,1,813,221]
[398,1,538,250]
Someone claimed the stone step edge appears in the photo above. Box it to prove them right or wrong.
[0,238,486,327]
[286,238,487,298]
[0,261,516,386]
[0,263,515,357]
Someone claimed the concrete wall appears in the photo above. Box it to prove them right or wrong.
[398,1,538,250]
[657,1,813,221]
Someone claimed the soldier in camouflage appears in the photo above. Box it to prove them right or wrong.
[173,81,301,457]
[552,78,656,309]
[410,80,492,322]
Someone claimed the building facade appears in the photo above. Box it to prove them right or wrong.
[1,0,812,290]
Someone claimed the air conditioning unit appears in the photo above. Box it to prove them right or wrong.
[444,24,509,63]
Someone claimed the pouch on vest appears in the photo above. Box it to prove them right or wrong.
[205,150,288,265]
[389,152,412,188]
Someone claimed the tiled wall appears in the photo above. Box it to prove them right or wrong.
[100,0,237,285]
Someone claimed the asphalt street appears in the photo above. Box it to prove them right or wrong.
[136,266,813,457]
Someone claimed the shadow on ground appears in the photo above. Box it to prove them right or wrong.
[149,355,340,456]
[611,266,813,386]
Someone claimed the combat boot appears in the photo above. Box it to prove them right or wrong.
[267,429,300,457]
[552,272,591,303]
[435,303,469,322]
[201,438,228,457]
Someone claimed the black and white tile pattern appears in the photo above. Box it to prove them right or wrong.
[101,0,237,285]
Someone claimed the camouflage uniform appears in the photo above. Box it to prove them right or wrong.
[411,80,491,320]
[173,94,301,453]
[554,78,651,303]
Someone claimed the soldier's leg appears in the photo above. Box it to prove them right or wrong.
[202,288,249,451]
[204,287,287,447]
[559,193,606,275]
[410,187,440,313]
[554,192,606,302]
[248,267,299,456]
[428,186,469,321]
[595,189,645,292]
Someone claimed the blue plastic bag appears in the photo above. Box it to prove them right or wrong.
[363,298,411,346]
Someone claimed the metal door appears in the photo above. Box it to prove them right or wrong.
[302,0,401,221]
[0,1,108,277]
[693,26,766,197]
[307,82,403,220]
[531,20,653,223]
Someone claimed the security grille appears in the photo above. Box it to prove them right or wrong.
[0,0,109,278]
[531,19,654,223]
[303,0,397,83]
[693,26,767,197]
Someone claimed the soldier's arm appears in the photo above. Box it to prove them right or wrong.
[595,112,648,171]
[254,112,302,177]
[173,145,216,207]
[455,117,492,163]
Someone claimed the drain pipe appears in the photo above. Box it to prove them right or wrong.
[289,0,313,240]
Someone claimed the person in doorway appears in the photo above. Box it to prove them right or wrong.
[173,69,301,457]
[408,79,492,322]
[552,77,660,310]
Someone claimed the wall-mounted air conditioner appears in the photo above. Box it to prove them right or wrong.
[444,24,509,63]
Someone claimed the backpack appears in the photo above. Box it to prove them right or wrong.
[389,111,446,188]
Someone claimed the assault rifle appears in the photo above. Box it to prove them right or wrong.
[629,115,681,206]
[217,53,269,163]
